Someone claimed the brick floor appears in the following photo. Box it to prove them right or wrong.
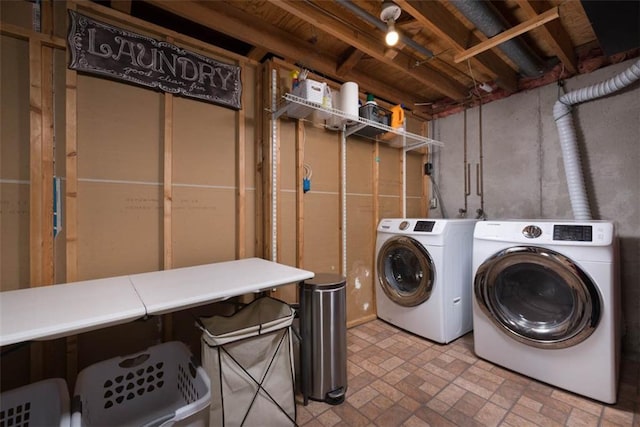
[296,319,640,427]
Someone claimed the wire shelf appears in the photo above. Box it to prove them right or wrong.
[275,93,444,150]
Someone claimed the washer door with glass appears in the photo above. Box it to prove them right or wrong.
[474,246,601,349]
[377,236,435,307]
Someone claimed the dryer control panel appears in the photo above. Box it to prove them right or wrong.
[474,220,614,246]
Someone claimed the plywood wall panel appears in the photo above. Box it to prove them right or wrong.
[171,186,237,267]
[173,97,236,186]
[77,76,161,182]
[279,120,297,191]
[406,151,426,197]
[77,181,162,279]
[379,195,403,219]
[346,138,374,194]
[303,194,340,274]
[377,145,402,197]
[346,195,375,324]
[1,36,30,181]
[304,126,339,192]
[1,36,30,291]
[0,184,30,291]
[406,197,427,218]
[0,1,33,30]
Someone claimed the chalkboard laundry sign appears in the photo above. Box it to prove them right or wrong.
[67,10,242,110]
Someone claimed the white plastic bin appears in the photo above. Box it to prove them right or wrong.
[71,341,210,427]
[199,297,296,427]
[0,378,70,427]
[288,79,326,119]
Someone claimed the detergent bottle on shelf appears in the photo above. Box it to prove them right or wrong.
[390,104,405,130]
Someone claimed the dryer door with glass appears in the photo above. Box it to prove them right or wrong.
[474,246,601,349]
[377,236,435,307]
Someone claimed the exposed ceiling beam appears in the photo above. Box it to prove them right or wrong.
[397,0,518,93]
[145,0,420,107]
[247,46,269,62]
[336,47,364,76]
[454,7,560,63]
[111,1,132,15]
[268,0,468,101]
[515,0,578,74]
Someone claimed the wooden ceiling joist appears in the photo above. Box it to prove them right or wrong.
[453,7,560,64]
[398,0,518,93]
[268,0,468,101]
[336,47,364,76]
[146,0,420,107]
[515,0,578,74]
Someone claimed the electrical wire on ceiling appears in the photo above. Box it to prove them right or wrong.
[466,59,484,101]
[414,59,487,112]
[413,47,482,84]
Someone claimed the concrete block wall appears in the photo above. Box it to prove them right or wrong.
[431,59,640,359]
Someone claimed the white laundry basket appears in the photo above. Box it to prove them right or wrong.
[199,297,296,427]
[0,378,70,427]
[71,341,211,427]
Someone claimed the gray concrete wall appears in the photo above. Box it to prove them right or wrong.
[431,59,640,359]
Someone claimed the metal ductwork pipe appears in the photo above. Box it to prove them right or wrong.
[450,0,546,77]
[334,0,434,59]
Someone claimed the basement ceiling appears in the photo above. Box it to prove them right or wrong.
[112,0,640,118]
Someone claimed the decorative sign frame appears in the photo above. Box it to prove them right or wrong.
[67,10,242,110]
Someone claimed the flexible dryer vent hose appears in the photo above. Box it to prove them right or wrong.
[553,59,640,220]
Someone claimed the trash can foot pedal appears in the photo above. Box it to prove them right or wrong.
[325,387,346,405]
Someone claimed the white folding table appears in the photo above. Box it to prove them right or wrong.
[0,276,145,347]
[0,258,314,347]
[130,257,314,315]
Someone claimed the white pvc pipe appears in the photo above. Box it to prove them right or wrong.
[553,59,640,220]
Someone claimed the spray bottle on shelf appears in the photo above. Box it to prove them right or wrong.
[290,69,300,90]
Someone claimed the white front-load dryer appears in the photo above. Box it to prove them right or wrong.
[375,218,477,344]
[472,220,620,403]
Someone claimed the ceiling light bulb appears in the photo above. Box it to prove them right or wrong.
[385,20,399,46]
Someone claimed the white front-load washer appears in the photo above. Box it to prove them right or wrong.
[375,218,477,344]
[472,220,620,403]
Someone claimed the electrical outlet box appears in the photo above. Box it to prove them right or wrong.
[430,198,438,209]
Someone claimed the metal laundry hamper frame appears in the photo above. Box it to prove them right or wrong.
[199,297,297,427]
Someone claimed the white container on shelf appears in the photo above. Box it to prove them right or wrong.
[295,79,325,104]
[288,79,326,119]
[313,84,333,121]
[325,89,345,131]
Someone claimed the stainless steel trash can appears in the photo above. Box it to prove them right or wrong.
[299,273,347,405]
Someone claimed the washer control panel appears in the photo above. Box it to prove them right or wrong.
[553,224,593,242]
[414,221,435,232]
